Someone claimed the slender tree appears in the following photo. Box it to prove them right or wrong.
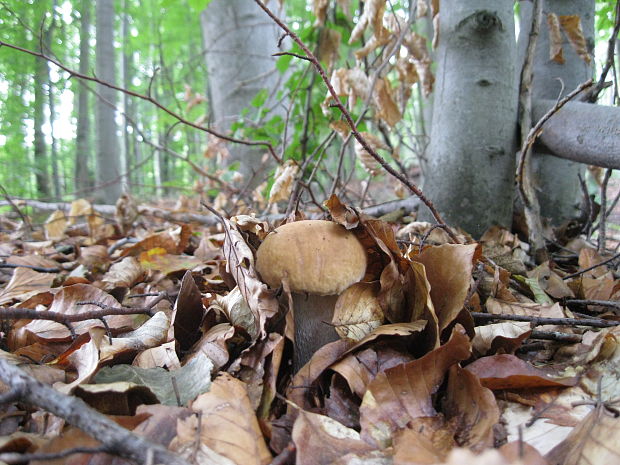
[75,0,92,196]
[95,0,121,203]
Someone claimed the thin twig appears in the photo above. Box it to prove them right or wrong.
[471,312,618,328]
[562,250,620,280]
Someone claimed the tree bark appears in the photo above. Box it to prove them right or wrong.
[95,0,122,203]
[533,98,620,169]
[33,55,50,198]
[518,0,595,224]
[420,0,519,237]
[201,0,286,188]
[75,0,92,196]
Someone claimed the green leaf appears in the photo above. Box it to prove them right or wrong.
[250,88,269,108]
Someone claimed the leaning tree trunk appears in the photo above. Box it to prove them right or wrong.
[95,0,121,204]
[420,0,519,237]
[518,0,594,225]
[33,54,50,198]
[201,0,285,189]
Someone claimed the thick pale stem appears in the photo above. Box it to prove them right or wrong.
[292,293,339,371]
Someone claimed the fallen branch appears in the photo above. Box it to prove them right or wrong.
[0,359,190,465]
[471,312,618,328]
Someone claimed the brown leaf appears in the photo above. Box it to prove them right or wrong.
[0,267,54,306]
[221,218,279,338]
[547,13,564,64]
[312,0,329,26]
[44,210,68,241]
[174,373,272,465]
[122,224,191,257]
[186,323,234,373]
[101,256,145,290]
[392,419,454,464]
[354,132,388,176]
[333,282,384,341]
[359,326,471,447]
[546,403,620,465]
[444,365,499,451]
[374,78,402,127]
[324,194,360,228]
[465,354,577,390]
[269,160,299,204]
[318,28,341,69]
[292,411,374,465]
[411,243,479,332]
[559,15,591,64]
[349,0,387,44]
[171,271,205,350]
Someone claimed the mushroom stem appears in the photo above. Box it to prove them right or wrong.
[291,293,339,371]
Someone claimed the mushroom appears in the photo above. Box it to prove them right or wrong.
[255,220,367,370]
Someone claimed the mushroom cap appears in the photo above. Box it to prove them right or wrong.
[255,220,367,296]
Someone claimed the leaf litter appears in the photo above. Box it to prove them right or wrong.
[0,196,619,464]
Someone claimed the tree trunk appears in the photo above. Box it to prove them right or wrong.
[45,4,61,199]
[95,0,121,204]
[33,55,50,198]
[201,0,285,188]
[75,0,92,197]
[518,0,594,224]
[420,0,519,237]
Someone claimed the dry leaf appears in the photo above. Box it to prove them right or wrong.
[354,132,388,176]
[313,0,329,26]
[349,0,387,44]
[0,267,54,306]
[559,15,591,64]
[101,256,145,290]
[44,211,67,241]
[269,160,299,204]
[318,28,342,69]
[374,78,402,127]
[547,13,564,64]
[333,282,384,341]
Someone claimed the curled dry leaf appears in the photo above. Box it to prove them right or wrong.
[0,267,54,306]
[472,322,531,356]
[318,28,342,69]
[373,78,402,127]
[465,354,577,390]
[403,31,435,96]
[411,243,479,332]
[359,326,471,448]
[444,365,499,451]
[174,372,272,465]
[101,256,145,290]
[231,215,270,241]
[547,13,564,64]
[559,15,591,64]
[133,340,181,370]
[354,132,388,176]
[292,410,374,465]
[312,0,329,26]
[44,210,67,241]
[186,323,235,373]
[349,0,387,44]
[171,271,205,350]
[333,282,384,341]
[269,159,299,204]
[221,218,279,338]
[210,286,258,341]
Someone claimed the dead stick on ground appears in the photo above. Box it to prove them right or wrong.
[471,312,618,328]
[0,359,190,465]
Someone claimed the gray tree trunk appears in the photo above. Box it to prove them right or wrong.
[95,0,121,203]
[518,0,594,224]
[201,0,285,188]
[45,4,61,199]
[420,0,519,237]
[75,0,92,196]
[121,0,131,192]
[33,55,50,198]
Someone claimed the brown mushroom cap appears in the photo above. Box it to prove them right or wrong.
[255,220,367,295]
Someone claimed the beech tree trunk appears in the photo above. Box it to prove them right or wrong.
[518,0,595,224]
[420,0,519,237]
[75,0,92,196]
[201,0,285,188]
[95,0,121,203]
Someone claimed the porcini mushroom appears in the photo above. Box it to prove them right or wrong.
[255,220,367,370]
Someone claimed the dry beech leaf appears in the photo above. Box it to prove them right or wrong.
[465,354,577,390]
[231,215,270,241]
[403,31,435,96]
[318,28,342,69]
[349,0,387,44]
[19,284,136,343]
[101,256,145,290]
[221,219,279,338]
[359,326,471,448]
[186,323,235,373]
[374,78,402,127]
[292,410,374,465]
[411,243,479,332]
[324,194,360,228]
[73,382,159,416]
[416,0,429,18]
[559,15,591,64]
[122,224,191,257]
[472,322,531,356]
[354,132,388,176]
[269,159,299,204]
[330,120,352,140]
[547,403,620,465]
[313,0,329,26]
[210,286,258,341]
[176,373,272,465]
[44,210,67,241]
[332,282,384,341]
[133,340,181,370]
[393,421,453,464]
[171,271,205,350]
[547,13,564,64]
[0,267,54,306]
[444,365,499,451]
